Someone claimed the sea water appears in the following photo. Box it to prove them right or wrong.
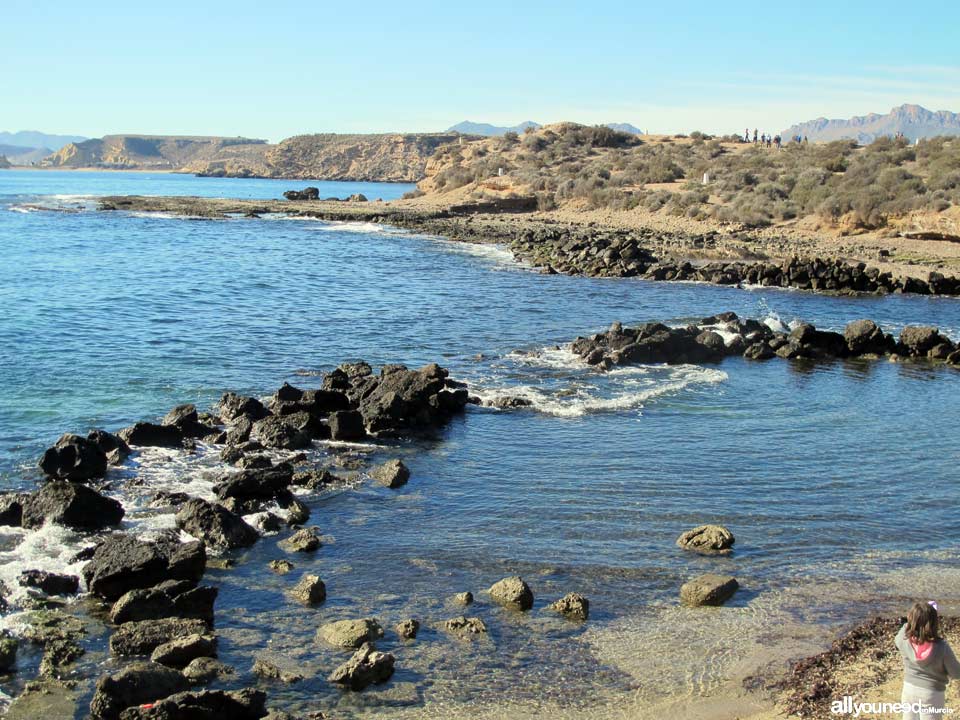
[2,169,960,718]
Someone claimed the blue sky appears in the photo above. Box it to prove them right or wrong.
[4,0,960,140]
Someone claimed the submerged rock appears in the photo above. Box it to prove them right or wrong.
[548,593,590,621]
[278,526,321,553]
[38,433,108,481]
[252,657,302,683]
[442,616,487,636]
[395,618,419,640]
[451,591,474,606]
[90,661,190,720]
[39,637,84,677]
[22,482,124,531]
[316,618,383,649]
[175,498,259,550]
[676,524,735,555]
[370,459,410,489]
[489,576,534,611]
[268,559,294,574]
[680,573,739,607]
[327,642,394,690]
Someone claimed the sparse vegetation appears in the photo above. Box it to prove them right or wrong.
[421,124,960,230]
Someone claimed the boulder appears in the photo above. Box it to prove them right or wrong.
[442,616,487,636]
[217,393,269,423]
[110,618,209,656]
[844,319,891,356]
[214,465,293,500]
[548,593,589,621]
[451,591,473,606]
[899,326,944,356]
[676,524,735,555]
[680,573,739,607]
[83,535,206,601]
[283,187,320,201]
[19,570,79,596]
[370,459,410,489]
[89,661,190,720]
[118,422,183,448]
[289,574,326,605]
[87,429,131,465]
[268,559,294,574]
[278,527,321,553]
[116,688,266,720]
[162,404,216,439]
[0,492,24,526]
[488,575,534,611]
[38,433,108,481]
[252,416,311,450]
[291,468,341,490]
[346,193,368,203]
[150,634,217,669]
[327,642,395,690]
[316,618,384,649]
[251,658,302,683]
[22,482,124,531]
[110,585,217,624]
[395,618,419,640]
[356,363,468,434]
[175,498,259,550]
[182,656,234,684]
[328,410,366,441]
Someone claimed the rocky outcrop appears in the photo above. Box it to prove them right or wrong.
[118,422,183,448]
[38,434,108,481]
[327,642,395,690]
[676,525,735,555]
[680,574,739,607]
[488,576,534,611]
[90,661,190,720]
[22,482,124,530]
[316,618,384,649]
[109,618,209,656]
[110,585,217,624]
[182,657,234,684]
[282,187,319,201]
[175,498,259,550]
[83,535,206,601]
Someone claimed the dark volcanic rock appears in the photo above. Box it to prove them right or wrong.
[110,618,209,656]
[90,661,190,720]
[843,319,892,355]
[88,429,131,465]
[328,410,366,441]
[83,535,206,601]
[175,498,259,550]
[116,688,266,720]
[214,465,293,500]
[19,570,80,596]
[0,492,24,526]
[217,392,269,422]
[899,325,948,357]
[252,416,311,450]
[38,433,108,481]
[110,585,217,624]
[22,482,124,531]
[162,404,217,439]
[283,187,319,201]
[327,642,395,690]
[118,422,184,448]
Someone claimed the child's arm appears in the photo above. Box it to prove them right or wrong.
[944,641,960,679]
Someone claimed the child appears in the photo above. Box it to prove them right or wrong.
[895,601,960,718]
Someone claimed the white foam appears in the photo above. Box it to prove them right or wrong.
[0,523,91,608]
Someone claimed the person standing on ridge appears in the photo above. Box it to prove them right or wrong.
[895,601,960,719]
[753,129,758,143]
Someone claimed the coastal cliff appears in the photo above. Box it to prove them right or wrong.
[43,132,467,182]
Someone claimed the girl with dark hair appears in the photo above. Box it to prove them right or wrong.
[895,601,960,718]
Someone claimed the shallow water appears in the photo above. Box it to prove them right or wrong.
[2,169,960,717]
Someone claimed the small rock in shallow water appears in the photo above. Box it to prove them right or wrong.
[252,657,303,683]
[680,573,739,607]
[316,618,383,649]
[150,634,217,669]
[279,526,321,553]
[182,656,234,684]
[451,591,473,606]
[369,459,410,489]
[327,642,394,690]
[109,618,209,656]
[289,574,326,606]
[443,616,487,636]
[395,618,419,640]
[269,559,294,574]
[489,575,534,611]
[38,433,108,481]
[676,524,735,555]
[548,593,589,621]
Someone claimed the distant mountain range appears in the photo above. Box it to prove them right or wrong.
[0,130,87,151]
[447,121,644,136]
[782,104,960,143]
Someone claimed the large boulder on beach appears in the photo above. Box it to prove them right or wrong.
[316,618,384,649]
[369,459,410,488]
[213,465,293,500]
[489,576,534,611]
[83,535,206,601]
[328,642,394,690]
[844,319,892,356]
[175,498,259,550]
[680,573,739,607]
[676,524,735,555]
[22,482,124,531]
[217,392,269,422]
[110,618,209,656]
[38,433,108,481]
[90,661,190,720]
[115,688,266,720]
[118,422,183,448]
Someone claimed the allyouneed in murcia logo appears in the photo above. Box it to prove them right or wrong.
[831,695,955,716]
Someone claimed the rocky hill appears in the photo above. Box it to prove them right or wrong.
[783,104,960,143]
[43,132,464,182]
[44,135,267,171]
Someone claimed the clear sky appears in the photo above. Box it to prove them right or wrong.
[4,0,960,141]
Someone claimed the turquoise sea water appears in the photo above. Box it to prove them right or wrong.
[2,169,960,717]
